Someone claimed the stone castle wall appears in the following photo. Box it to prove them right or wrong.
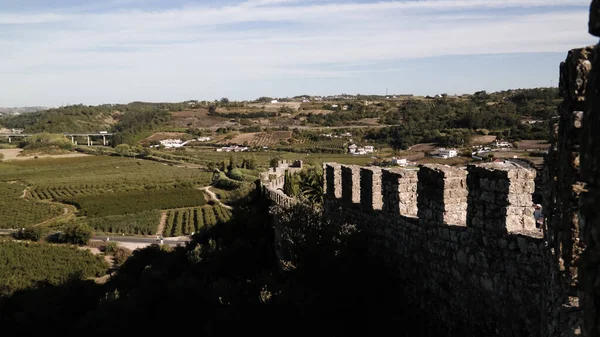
[258,3,600,336]
[323,161,543,336]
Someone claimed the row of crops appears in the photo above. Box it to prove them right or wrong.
[0,156,213,192]
[83,210,162,235]
[163,205,232,237]
[28,181,201,201]
[0,183,64,229]
[62,188,207,218]
[295,139,347,150]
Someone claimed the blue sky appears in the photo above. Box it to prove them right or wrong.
[0,0,596,107]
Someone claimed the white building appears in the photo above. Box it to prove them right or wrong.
[197,137,212,142]
[436,148,458,159]
[392,158,408,166]
[494,140,512,148]
[160,139,186,148]
[216,145,249,152]
[349,144,375,155]
[270,99,279,104]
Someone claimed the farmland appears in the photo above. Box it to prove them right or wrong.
[82,210,161,235]
[0,240,108,296]
[59,188,206,217]
[0,182,63,229]
[163,204,232,237]
[220,131,292,147]
[0,156,213,233]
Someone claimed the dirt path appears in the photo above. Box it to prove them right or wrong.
[0,148,90,161]
[20,187,27,198]
[200,186,233,210]
[156,211,167,236]
[32,203,76,228]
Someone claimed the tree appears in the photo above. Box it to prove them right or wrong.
[269,156,282,169]
[115,144,131,157]
[228,155,237,171]
[300,168,324,204]
[283,170,299,197]
[139,146,152,157]
[220,97,230,104]
[62,223,93,245]
[208,105,217,115]
[13,227,46,241]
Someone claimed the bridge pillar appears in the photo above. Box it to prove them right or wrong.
[103,135,106,146]
[71,136,74,144]
[87,136,90,146]
[7,136,10,143]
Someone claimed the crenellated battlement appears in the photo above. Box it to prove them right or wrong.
[324,161,538,235]
[322,161,542,336]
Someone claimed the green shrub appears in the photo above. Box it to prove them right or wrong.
[104,241,118,254]
[227,168,245,181]
[13,227,46,242]
[0,241,108,295]
[62,222,93,245]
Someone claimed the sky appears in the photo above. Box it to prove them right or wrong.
[0,0,597,107]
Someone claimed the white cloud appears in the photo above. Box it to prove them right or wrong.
[0,0,594,105]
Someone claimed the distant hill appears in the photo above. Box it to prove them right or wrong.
[0,107,48,114]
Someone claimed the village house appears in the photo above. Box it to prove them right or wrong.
[493,140,513,148]
[159,139,186,148]
[349,144,375,155]
[432,148,458,159]
[216,145,249,152]
[197,136,212,142]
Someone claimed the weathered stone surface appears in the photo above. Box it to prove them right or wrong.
[417,165,468,226]
[324,163,342,199]
[341,165,361,205]
[382,168,418,217]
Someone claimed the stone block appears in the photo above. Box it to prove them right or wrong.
[341,165,361,204]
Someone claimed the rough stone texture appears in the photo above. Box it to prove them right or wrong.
[360,167,382,212]
[341,165,361,205]
[381,168,418,217]
[324,163,342,199]
[581,16,600,335]
[417,165,468,226]
[467,163,536,233]
[542,47,593,337]
[322,163,543,336]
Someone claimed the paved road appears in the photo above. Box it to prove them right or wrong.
[93,235,190,246]
[1,229,190,246]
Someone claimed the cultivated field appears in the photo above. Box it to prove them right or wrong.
[517,140,550,150]
[0,148,89,161]
[0,156,213,233]
[0,240,108,295]
[162,204,232,237]
[220,131,293,147]
[248,102,302,111]
[0,182,63,229]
